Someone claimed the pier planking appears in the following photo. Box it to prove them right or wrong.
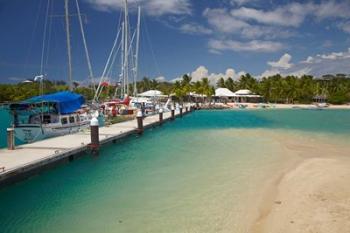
[0,110,185,186]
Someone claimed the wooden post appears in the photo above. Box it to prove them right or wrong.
[171,106,175,120]
[159,108,163,125]
[137,111,143,134]
[90,118,99,154]
[179,105,183,118]
[7,128,15,150]
[185,106,188,113]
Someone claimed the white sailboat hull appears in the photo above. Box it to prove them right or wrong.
[13,112,91,143]
[14,121,90,143]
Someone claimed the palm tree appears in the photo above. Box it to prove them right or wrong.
[238,73,257,92]
[216,77,225,88]
[224,77,236,91]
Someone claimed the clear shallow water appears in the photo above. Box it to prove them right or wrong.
[1,109,350,147]
[0,108,11,147]
[0,109,350,233]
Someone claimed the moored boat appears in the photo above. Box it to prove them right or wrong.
[9,91,91,143]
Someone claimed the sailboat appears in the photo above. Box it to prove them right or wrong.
[93,0,141,113]
[9,0,93,143]
[9,92,91,142]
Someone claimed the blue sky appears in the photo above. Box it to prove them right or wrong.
[1,0,350,84]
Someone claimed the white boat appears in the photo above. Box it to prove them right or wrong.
[7,0,97,143]
[316,102,329,108]
[9,91,91,143]
[94,2,143,109]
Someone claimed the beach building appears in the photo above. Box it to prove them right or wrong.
[138,90,167,98]
[214,88,263,103]
[234,89,263,103]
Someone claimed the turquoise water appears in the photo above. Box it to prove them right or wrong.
[0,109,350,232]
[0,108,11,148]
[1,109,350,148]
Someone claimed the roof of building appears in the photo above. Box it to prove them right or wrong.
[235,89,252,95]
[215,88,236,97]
[138,90,165,97]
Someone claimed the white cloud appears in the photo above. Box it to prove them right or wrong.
[231,5,305,27]
[230,2,350,28]
[172,66,246,85]
[319,52,345,60]
[203,8,294,40]
[337,21,350,34]
[191,66,209,81]
[301,56,315,64]
[155,76,166,82]
[209,39,283,53]
[190,66,245,85]
[201,1,350,54]
[86,0,191,16]
[260,53,293,78]
[179,23,212,35]
[267,53,293,69]
[312,1,350,19]
[229,0,256,6]
[259,48,350,78]
[203,8,248,34]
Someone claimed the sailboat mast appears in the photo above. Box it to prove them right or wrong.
[120,22,125,97]
[64,0,73,91]
[123,0,129,96]
[75,0,95,91]
[134,6,141,96]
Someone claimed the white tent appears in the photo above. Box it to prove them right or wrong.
[138,90,166,97]
[235,89,252,95]
[215,88,235,97]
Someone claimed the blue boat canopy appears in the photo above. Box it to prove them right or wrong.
[22,91,85,114]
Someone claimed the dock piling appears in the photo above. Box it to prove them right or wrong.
[159,108,163,125]
[171,106,175,120]
[90,118,99,154]
[179,105,183,118]
[7,128,15,150]
[137,111,144,134]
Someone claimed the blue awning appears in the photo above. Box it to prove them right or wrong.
[23,91,85,114]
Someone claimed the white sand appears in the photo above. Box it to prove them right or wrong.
[251,135,350,233]
[223,103,350,109]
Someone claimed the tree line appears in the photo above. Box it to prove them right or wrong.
[1,73,350,104]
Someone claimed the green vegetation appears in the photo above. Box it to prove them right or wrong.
[1,73,350,104]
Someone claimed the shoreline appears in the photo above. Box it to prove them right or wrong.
[205,103,350,110]
[250,131,350,233]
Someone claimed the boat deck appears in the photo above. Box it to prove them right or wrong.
[0,109,185,185]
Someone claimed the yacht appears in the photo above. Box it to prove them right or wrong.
[9,91,91,143]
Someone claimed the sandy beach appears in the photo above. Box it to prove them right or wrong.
[214,102,350,110]
[251,132,350,233]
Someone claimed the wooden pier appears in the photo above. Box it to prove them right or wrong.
[0,109,189,186]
